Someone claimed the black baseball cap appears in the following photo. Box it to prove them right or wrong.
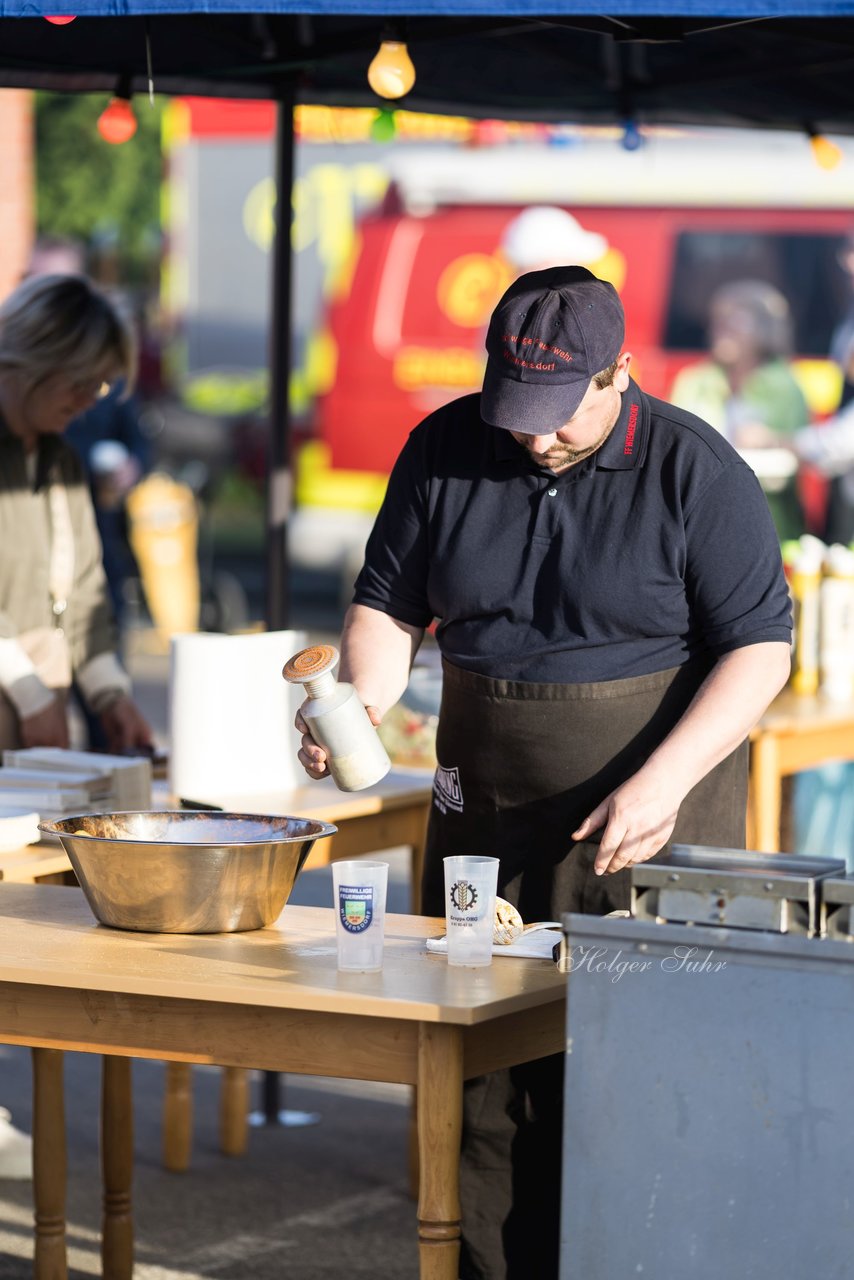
[481,266,625,435]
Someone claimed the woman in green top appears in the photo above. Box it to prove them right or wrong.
[670,278,808,540]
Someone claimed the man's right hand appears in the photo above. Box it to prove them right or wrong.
[20,697,69,748]
[295,704,382,781]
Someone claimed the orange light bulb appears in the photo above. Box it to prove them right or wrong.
[367,41,416,100]
[810,134,842,171]
[45,14,76,22]
[97,98,138,145]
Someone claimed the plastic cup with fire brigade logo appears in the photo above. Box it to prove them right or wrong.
[443,856,500,967]
[332,861,389,972]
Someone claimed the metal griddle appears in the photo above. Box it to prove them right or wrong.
[819,877,854,940]
[631,844,846,936]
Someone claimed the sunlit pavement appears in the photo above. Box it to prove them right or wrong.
[0,1049,418,1278]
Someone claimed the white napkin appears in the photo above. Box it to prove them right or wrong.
[426,922,563,961]
[0,808,40,851]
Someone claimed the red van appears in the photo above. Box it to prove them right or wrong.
[290,134,854,571]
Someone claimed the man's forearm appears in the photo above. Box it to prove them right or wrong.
[640,641,791,802]
[337,603,425,715]
[577,640,791,874]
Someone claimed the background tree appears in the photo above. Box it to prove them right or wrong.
[35,91,164,285]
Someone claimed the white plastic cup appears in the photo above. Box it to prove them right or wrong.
[332,860,389,972]
[443,855,499,967]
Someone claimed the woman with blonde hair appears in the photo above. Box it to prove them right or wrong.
[0,273,151,752]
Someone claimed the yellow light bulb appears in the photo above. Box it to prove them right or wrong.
[367,40,416,100]
[810,134,842,171]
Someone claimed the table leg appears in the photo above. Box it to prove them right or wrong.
[163,1061,193,1172]
[101,1055,133,1279]
[751,732,782,853]
[408,1091,419,1201]
[407,807,429,1202]
[416,1023,462,1280]
[31,1047,67,1280]
[219,1066,249,1156]
[409,808,429,915]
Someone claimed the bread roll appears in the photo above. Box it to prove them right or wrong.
[493,896,523,945]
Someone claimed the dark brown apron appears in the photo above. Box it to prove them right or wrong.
[422,655,748,921]
[422,655,749,1280]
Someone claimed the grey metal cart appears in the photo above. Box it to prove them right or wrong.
[560,855,854,1279]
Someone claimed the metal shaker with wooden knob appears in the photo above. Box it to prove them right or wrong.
[284,644,391,792]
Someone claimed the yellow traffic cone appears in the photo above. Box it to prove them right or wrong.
[126,473,201,643]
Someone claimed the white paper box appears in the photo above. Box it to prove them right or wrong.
[3,748,151,811]
[169,630,307,804]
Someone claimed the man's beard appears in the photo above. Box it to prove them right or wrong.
[521,420,615,472]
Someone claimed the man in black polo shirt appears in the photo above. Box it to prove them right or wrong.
[296,267,792,1279]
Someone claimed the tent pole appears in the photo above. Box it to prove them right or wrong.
[265,86,296,631]
[260,84,322,1132]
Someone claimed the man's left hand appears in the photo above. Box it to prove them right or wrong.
[99,695,153,754]
[572,774,681,876]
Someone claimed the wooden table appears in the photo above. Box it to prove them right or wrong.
[0,838,74,884]
[164,771,434,1167]
[0,884,566,1280]
[0,770,435,1171]
[749,690,854,852]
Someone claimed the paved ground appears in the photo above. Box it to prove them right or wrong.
[0,613,424,1278]
[0,1047,419,1278]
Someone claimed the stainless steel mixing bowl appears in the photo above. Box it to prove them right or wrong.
[39,811,337,934]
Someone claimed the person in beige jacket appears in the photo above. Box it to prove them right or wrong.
[0,273,151,753]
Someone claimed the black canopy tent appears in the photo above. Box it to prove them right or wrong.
[3,3,854,624]
[3,9,854,132]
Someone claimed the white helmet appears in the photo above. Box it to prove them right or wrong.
[501,206,607,270]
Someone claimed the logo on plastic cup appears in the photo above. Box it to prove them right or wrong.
[340,885,374,933]
[450,880,479,912]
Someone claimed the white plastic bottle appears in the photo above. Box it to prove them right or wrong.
[284,644,391,792]
[790,536,824,696]
[819,544,854,702]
